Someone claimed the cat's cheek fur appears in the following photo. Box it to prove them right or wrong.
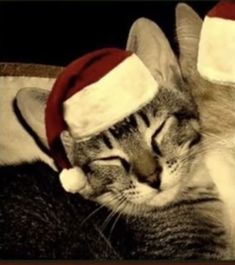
[147,184,180,208]
[160,169,182,191]
[130,181,180,209]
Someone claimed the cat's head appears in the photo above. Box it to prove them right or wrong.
[16,18,202,215]
[176,3,235,138]
[68,91,200,214]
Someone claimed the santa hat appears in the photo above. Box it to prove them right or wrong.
[197,0,235,86]
[45,48,159,193]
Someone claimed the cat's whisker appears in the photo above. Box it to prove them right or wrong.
[80,203,106,227]
[202,131,234,142]
[101,197,126,232]
[179,142,220,163]
[108,200,127,239]
[180,153,204,165]
[179,151,200,164]
[101,210,116,232]
[178,145,217,175]
[202,132,235,150]
[108,212,122,239]
[132,202,141,216]
[80,193,120,226]
[180,151,202,163]
[202,132,225,143]
[195,139,234,157]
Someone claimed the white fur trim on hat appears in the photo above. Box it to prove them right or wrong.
[63,54,159,139]
[198,16,235,86]
[59,167,87,194]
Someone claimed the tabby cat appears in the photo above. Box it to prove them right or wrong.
[14,3,234,259]
[16,24,203,217]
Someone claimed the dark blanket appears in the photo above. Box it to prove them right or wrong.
[0,161,127,259]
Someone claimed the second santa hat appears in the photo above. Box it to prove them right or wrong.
[45,48,159,193]
[197,0,235,86]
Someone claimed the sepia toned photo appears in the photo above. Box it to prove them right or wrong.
[0,0,234,261]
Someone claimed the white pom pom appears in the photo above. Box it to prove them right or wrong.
[59,167,87,194]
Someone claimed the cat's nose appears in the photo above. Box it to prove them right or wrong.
[137,166,162,190]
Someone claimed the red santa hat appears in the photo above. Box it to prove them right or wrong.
[45,48,159,193]
[197,0,235,86]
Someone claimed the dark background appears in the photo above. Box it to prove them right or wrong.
[0,1,216,67]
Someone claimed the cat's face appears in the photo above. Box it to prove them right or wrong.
[69,87,202,215]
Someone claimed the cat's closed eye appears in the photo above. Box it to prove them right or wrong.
[151,120,167,156]
[152,140,162,156]
[91,156,131,172]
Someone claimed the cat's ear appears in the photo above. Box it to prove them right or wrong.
[126,17,181,87]
[16,87,49,148]
[176,3,202,73]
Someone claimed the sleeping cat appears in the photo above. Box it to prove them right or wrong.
[15,20,205,217]
[176,3,235,256]
[13,3,234,259]
[59,86,202,215]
